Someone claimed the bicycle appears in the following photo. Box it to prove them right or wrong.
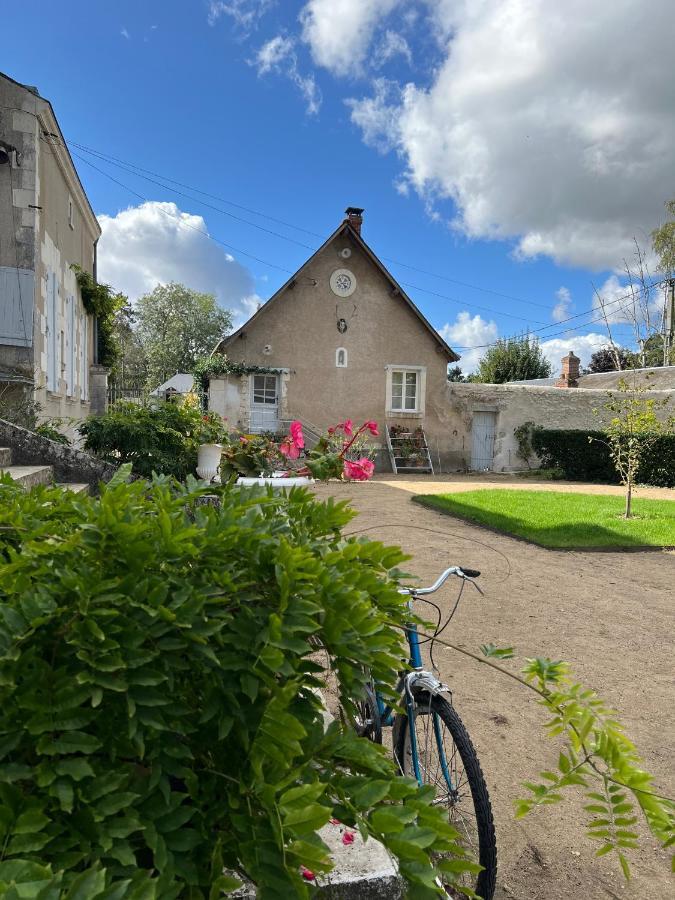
[352,565,497,899]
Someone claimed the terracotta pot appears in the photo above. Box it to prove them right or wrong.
[197,443,223,482]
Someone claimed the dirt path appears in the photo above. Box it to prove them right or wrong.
[312,481,675,900]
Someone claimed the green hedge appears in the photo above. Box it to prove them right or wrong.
[531,429,675,487]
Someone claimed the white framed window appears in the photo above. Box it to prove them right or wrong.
[68,197,74,229]
[252,373,278,405]
[385,365,426,415]
[336,347,347,368]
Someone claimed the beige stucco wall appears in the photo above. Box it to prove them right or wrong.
[447,382,674,472]
[211,227,456,466]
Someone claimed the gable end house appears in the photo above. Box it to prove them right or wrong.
[209,208,459,469]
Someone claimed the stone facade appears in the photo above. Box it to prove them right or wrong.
[0,71,104,436]
[446,381,674,472]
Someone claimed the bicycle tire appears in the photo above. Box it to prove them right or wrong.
[394,691,497,899]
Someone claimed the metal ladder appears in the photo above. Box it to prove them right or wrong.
[385,425,434,475]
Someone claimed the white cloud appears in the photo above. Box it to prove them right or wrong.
[120,28,130,40]
[300,0,401,77]
[207,0,272,30]
[552,287,572,323]
[439,311,498,373]
[373,30,412,68]
[254,36,322,114]
[346,0,675,270]
[97,201,262,327]
[345,78,400,152]
[540,333,613,372]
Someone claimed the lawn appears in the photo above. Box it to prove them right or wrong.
[412,489,675,549]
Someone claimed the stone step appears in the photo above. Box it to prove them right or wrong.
[0,465,53,489]
[56,482,90,494]
[0,448,11,466]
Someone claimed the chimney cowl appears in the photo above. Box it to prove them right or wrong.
[344,206,364,234]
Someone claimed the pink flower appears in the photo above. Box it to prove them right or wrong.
[329,818,341,826]
[300,866,316,881]
[279,440,300,460]
[343,458,375,481]
[343,419,354,437]
[290,421,305,449]
[364,420,379,437]
[342,831,355,846]
[327,426,336,435]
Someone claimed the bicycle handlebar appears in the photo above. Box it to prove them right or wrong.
[398,565,481,596]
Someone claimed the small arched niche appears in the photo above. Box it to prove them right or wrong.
[336,347,348,368]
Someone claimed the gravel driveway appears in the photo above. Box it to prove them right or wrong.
[312,478,675,900]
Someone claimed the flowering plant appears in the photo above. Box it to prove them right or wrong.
[195,412,227,445]
[290,419,379,482]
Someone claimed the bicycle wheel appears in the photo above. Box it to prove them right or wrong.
[394,691,497,899]
[352,681,382,743]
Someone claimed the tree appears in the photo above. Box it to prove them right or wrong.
[593,375,674,517]
[586,346,636,373]
[474,334,552,383]
[135,283,232,388]
[447,365,465,382]
[109,302,148,387]
[652,198,675,277]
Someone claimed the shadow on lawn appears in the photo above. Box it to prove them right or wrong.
[411,495,658,550]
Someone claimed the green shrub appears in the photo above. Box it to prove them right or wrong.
[35,421,71,446]
[0,476,473,897]
[531,428,675,487]
[78,401,201,479]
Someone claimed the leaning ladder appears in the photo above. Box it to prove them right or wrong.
[385,425,434,475]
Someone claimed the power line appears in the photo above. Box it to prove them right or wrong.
[57,136,574,314]
[43,132,667,339]
[61,142,546,326]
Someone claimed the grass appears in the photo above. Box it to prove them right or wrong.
[412,489,675,549]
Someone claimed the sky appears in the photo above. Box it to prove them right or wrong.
[3,0,674,372]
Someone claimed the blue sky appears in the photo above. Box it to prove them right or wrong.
[4,0,673,371]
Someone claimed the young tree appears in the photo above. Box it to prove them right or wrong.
[135,283,233,388]
[474,334,552,383]
[593,375,674,518]
[586,346,636,373]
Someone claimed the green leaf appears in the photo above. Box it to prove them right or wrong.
[64,866,106,900]
[13,810,50,835]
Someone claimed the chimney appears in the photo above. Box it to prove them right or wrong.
[344,206,364,234]
[555,351,580,388]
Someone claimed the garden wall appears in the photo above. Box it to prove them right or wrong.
[446,383,674,473]
[0,418,117,489]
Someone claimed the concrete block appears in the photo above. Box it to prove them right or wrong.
[12,111,35,133]
[12,188,34,209]
[0,464,53,488]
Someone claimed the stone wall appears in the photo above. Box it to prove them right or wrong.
[447,383,674,472]
[0,418,117,489]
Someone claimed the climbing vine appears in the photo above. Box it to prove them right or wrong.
[71,265,128,368]
[193,355,281,394]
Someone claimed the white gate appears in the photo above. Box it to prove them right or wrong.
[471,411,497,470]
[250,373,280,433]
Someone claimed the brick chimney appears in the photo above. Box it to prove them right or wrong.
[344,206,364,234]
[555,351,580,388]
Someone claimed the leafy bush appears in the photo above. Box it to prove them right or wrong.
[531,428,675,487]
[78,401,201,479]
[0,476,475,897]
[35,421,71,446]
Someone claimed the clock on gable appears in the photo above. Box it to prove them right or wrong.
[330,268,357,298]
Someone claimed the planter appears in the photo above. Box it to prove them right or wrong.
[236,473,314,489]
[197,443,223,482]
